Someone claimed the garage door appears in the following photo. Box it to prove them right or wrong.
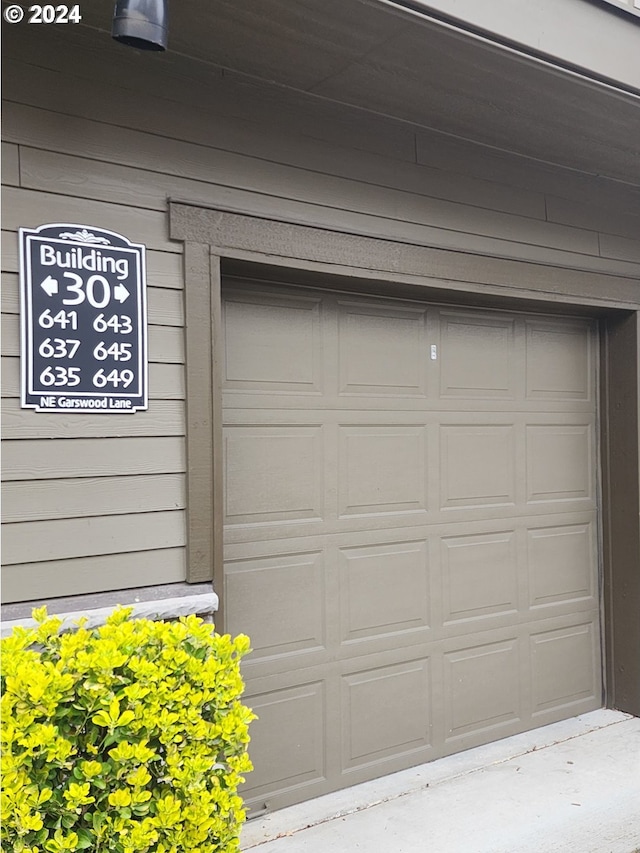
[221,280,601,813]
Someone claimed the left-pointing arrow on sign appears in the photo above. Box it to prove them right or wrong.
[41,275,59,297]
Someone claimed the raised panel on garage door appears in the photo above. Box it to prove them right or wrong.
[222,281,601,813]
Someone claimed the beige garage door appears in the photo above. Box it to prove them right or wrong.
[221,280,601,813]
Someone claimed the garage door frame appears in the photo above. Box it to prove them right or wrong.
[170,201,640,718]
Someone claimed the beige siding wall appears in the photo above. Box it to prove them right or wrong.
[2,23,640,603]
[1,210,187,600]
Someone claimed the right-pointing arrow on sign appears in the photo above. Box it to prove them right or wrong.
[114,283,130,303]
[41,275,58,297]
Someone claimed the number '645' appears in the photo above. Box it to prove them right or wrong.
[93,342,132,362]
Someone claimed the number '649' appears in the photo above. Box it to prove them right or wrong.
[93,369,135,388]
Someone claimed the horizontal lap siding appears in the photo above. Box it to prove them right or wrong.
[2,437,185,480]
[2,549,187,601]
[3,475,186,523]
[1,78,188,599]
[1,400,184,439]
[2,142,19,187]
[2,512,185,572]
[5,104,640,276]
[3,23,640,603]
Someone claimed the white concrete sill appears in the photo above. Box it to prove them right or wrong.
[0,592,219,638]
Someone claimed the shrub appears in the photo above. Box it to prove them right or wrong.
[1,607,256,853]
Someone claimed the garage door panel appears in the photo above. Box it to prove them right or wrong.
[441,529,519,624]
[338,539,430,642]
[525,320,593,401]
[440,424,516,509]
[243,681,326,802]
[526,424,594,503]
[224,426,324,525]
[341,657,432,770]
[338,425,428,517]
[440,312,516,399]
[338,300,428,397]
[225,551,326,661]
[223,291,322,393]
[228,542,598,680]
[530,621,600,717]
[528,523,596,608]
[444,638,522,743]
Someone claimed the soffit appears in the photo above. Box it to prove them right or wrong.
[15,0,640,184]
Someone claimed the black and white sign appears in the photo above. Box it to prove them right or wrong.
[19,224,148,413]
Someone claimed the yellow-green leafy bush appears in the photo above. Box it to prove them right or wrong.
[1,607,255,853]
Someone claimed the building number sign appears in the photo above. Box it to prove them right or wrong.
[19,224,148,413]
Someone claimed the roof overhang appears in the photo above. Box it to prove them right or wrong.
[7,0,640,184]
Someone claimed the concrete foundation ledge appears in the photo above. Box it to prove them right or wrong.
[0,591,219,638]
